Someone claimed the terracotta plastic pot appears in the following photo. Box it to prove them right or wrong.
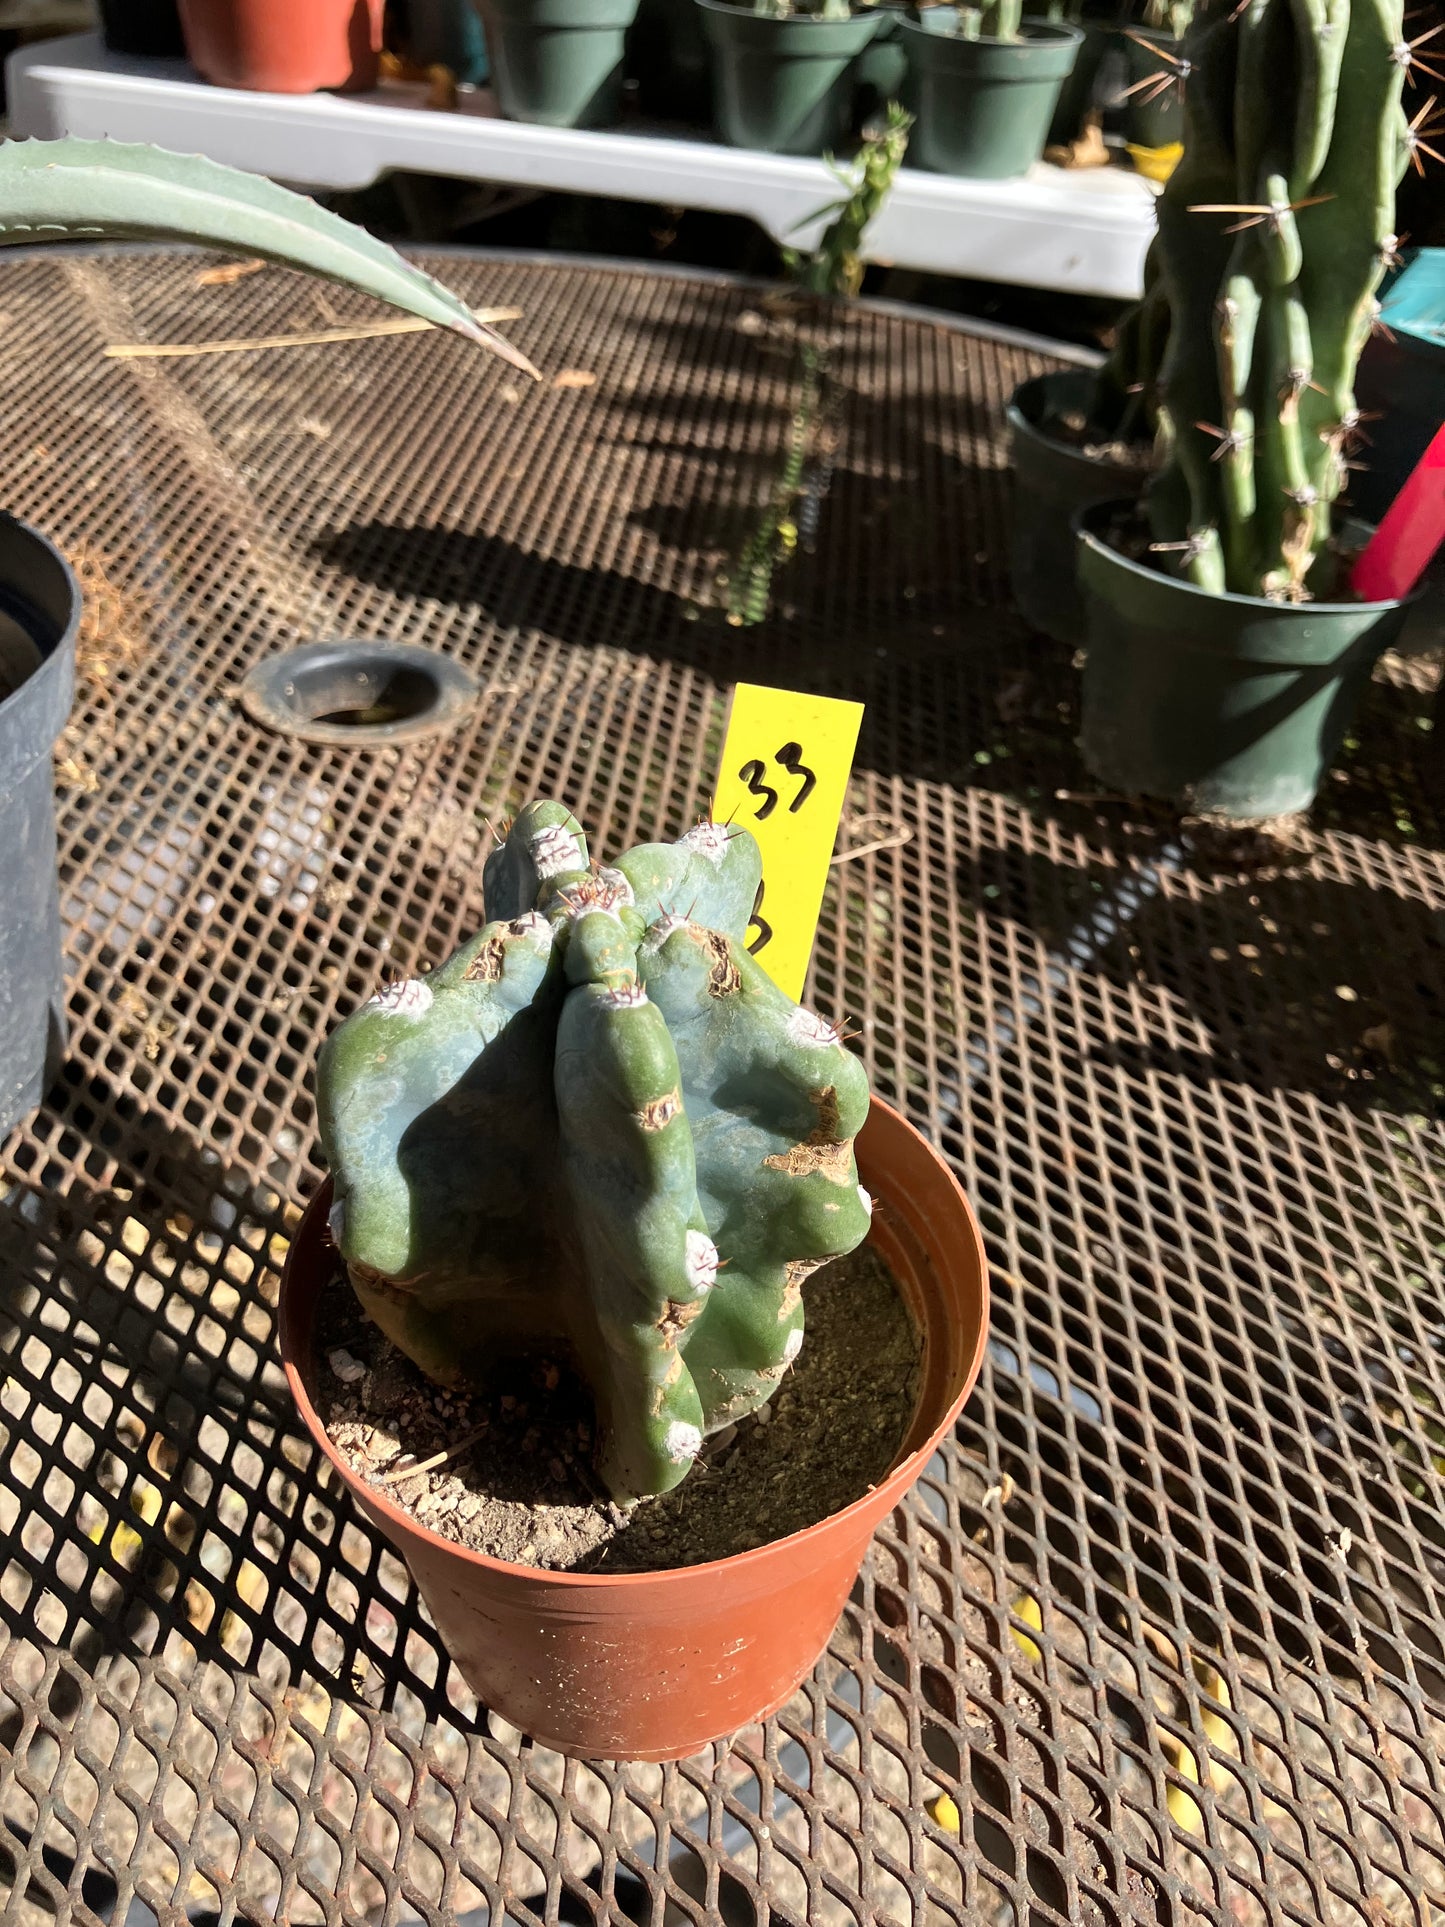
[177,0,384,93]
[280,1095,989,1761]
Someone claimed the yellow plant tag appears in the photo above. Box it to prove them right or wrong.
[712,683,864,1000]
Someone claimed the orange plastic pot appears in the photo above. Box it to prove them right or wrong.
[280,1095,989,1761]
[177,0,384,92]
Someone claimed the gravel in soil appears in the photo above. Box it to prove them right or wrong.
[316,1241,920,1573]
[1038,405,1154,470]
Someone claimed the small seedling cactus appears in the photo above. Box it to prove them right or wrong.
[317,803,874,1504]
[1146,0,1421,600]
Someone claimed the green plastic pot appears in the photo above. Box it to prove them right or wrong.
[1119,24,1181,148]
[1008,369,1154,644]
[476,0,641,124]
[697,0,882,155]
[1076,502,1415,820]
[629,0,712,119]
[854,5,909,120]
[897,17,1082,178]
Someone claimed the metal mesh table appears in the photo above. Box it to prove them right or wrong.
[0,246,1442,1927]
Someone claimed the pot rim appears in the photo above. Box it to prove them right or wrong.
[692,0,876,19]
[1075,496,1416,618]
[895,13,1084,43]
[1006,371,1155,478]
[0,512,81,742]
[281,1093,989,1592]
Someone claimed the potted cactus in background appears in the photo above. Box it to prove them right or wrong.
[895,0,1084,178]
[476,0,643,126]
[696,0,885,154]
[1077,0,1429,818]
[1008,241,1168,641]
[280,800,988,1759]
[1118,0,1192,150]
[0,137,526,1139]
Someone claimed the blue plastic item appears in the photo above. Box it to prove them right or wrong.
[399,0,490,84]
[1351,248,1445,527]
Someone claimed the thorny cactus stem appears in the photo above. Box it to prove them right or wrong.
[1148,0,1412,600]
[317,804,874,1504]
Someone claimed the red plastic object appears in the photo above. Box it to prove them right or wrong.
[177,0,384,92]
[1351,421,1445,603]
[280,1095,990,1761]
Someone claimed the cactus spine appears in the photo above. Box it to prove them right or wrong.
[1148,0,1410,600]
[317,805,873,1504]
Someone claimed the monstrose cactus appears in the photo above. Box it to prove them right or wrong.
[1147,0,1416,600]
[317,804,874,1504]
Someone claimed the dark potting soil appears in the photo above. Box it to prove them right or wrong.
[1041,405,1154,470]
[315,1242,920,1573]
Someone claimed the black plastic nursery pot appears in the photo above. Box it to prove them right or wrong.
[696,0,882,155]
[97,0,187,56]
[476,0,641,124]
[1075,502,1415,820]
[1047,17,1108,145]
[629,0,712,119]
[1119,24,1182,148]
[1007,367,1153,644]
[0,516,77,1136]
[400,0,491,83]
[897,16,1082,178]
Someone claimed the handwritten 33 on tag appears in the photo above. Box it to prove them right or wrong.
[712,684,864,1002]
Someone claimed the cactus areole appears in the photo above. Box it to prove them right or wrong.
[316,803,874,1504]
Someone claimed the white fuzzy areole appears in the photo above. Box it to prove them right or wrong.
[685,1228,719,1292]
[327,1198,347,1244]
[782,1327,804,1365]
[664,1420,702,1463]
[369,978,434,1017]
[787,1007,840,1049]
[639,912,689,957]
[530,823,584,877]
[679,822,731,866]
[509,911,554,943]
[601,982,649,1009]
[857,1186,874,1217]
[595,866,636,904]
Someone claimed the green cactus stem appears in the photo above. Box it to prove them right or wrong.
[0,137,536,376]
[1147,0,1410,600]
[317,804,874,1504]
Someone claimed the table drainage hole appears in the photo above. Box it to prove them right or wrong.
[309,667,440,730]
[239,641,480,746]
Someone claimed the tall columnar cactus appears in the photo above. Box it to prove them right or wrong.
[317,804,874,1503]
[1147,0,1415,600]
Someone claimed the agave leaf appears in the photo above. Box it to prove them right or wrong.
[0,137,538,377]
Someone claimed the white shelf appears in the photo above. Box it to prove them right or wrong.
[6,32,1157,298]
